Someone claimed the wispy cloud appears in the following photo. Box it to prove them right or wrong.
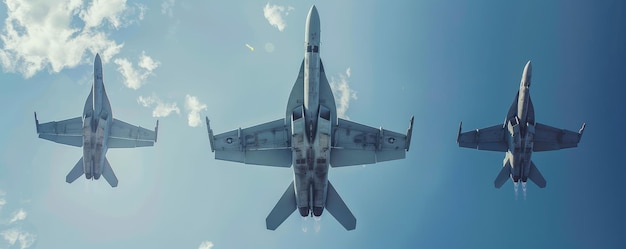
[161,0,176,17]
[198,241,214,249]
[185,95,207,127]
[80,0,127,29]
[330,67,357,119]
[1,228,36,249]
[263,3,294,32]
[8,209,26,224]
[0,191,5,211]
[0,0,144,78]
[0,190,35,249]
[114,51,161,90]
[137,94,180,118]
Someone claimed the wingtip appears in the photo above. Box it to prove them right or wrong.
[405,116,414,151]
[457,121,463,143]
[154,120,159,143]
[34,112,40,133]
[206,116,215,152]
[579,123,586,135]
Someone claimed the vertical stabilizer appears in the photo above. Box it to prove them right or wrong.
[326,181,356,230]
[66,157,84,183]
[266,181,297,230]
[102,158,118,187]
[528,161,547,188]
[494,159,512,188]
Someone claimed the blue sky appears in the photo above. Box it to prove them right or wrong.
[0,0,624,248]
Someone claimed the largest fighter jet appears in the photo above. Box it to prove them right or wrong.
[35,54,158,188]
[206,5,413,231]
[457,61,585,196]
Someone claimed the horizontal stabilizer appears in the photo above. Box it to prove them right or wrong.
[494,159,512,188]
[66,157,84,183]
[326,181,356,230]
[102,158,118,187]
[266,181,297,230]
[528,161,546,188]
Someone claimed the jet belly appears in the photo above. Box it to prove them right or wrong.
[304,49,320,125]
[81,117,109,180]
[291,105,331,217]
[506,118,535,182]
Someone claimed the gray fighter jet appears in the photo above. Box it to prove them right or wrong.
[457,61,585,196]
[34,54,158,188]
[206,5,413,231]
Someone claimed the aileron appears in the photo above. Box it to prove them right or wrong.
[457,122,507,152]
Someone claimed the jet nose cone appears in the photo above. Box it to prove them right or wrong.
[308,5,319,21]
[524,60,532,72]
[305,5,321,44]
[306,5,320,30]
[94,53,102,66]
[522,60,532,87]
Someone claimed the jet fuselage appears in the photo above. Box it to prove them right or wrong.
[81,54,112,180]
[504,61,535,192]
[292,6,331,218]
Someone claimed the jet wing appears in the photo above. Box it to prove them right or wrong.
[207,118,292,167]
[330,117,413,167]
[34,113,83,147]
[457,123,508,152]
[108,119,158,148]
[533,122,585,152]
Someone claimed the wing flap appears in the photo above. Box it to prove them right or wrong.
[533,122,584,152]
[331,118,411,167]
[266,181,297,230]
[35,114,83,147]
[211,119,292,167]
[457,123,508,152]
[108,119,157,148]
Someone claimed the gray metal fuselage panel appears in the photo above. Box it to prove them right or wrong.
[81,62,113,180]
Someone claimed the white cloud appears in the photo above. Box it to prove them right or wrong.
[8,209,27,224]
[161,0,176,17]
[80,0,126,29]
[330,67,357,119]
[185,95,207,127]
[0,190,5,211]
[138,52,160,71]
[137,94,180,118]
[115,51,160,89]
[198,241,214,249]
[0,0,143,78]
[263,3,294,32]
[1,228,36,249]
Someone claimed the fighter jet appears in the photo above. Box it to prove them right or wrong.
[457,61,585,196]
[34,54,158,188]
[206,5,413,231]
